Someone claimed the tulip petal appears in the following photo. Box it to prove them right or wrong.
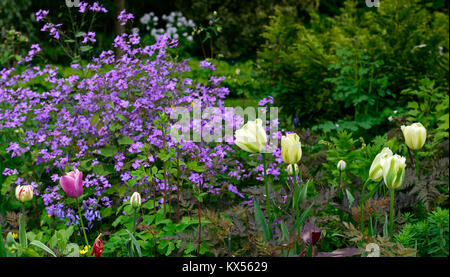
[60,175,78,198]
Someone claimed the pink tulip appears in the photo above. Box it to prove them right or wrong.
[60,169,83,198]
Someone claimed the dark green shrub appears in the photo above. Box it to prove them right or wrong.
[174,0,320,60]
[257,0,449,129]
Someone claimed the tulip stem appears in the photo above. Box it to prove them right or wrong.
[262,153,272,237]
[389,189,395,239]
[360,179,370,233]
[292,164,299,232]
[76,198,89,247]
[414,150,420,181]
[133,208,137,236]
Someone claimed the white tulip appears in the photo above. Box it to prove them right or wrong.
[401,123,427,150]
[234,119,267,153]
[281,133,302,164]
[369,147,393,182]
[381,154,406,189]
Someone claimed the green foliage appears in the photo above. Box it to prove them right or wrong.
[258,0,449,128]
[0,28,30,68]
[313,47,395,135]
[395,208,449,257]
[319,131,402,191]
[187,58,261,99]
[402,78,449,157]
[104,200,205,257]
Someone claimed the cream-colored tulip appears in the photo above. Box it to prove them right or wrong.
[281,133,302,164]
[15,185,33,202]
[286,164,299,176]
[369,147,393,182]
[401,123,427,150]
[130,192,141,209]
[234,119,267,153]
[381,154,406,189]
[337,160,347,171]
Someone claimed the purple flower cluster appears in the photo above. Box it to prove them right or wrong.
[81,32,96,44]
[118,9,134,26]
[0,9,285,228]
[35,10,49,22]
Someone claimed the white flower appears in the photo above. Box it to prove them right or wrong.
[281,133,302,164]
[234,119,267,153]
[366,243,380,257]
[401,122,427,150]
[369,147,393,182]
[337,160,346,171]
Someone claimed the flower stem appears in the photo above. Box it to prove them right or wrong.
[262,153,272,237]
[414,150,420,181]
[292,164,299,232]
[389,189,395,240]
[76,198,89,247]
[360,179,370,233]
[133,208,137,236]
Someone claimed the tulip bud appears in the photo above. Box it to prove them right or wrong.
[130,192,141,209]
[381,154,406,190]
[60,169,83,198]
[234,119,267,153]
[337,160,346,171]
[401,123,427,150]
[281,133,302,164]
[15,185,33,202]
[369,148,393,182]
[286,164,299,176]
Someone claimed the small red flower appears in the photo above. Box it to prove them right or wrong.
[91,233,104,257]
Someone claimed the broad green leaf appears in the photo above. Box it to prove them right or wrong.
[118,136,133,145]
[346,189,355,208]
[0,225,7,257]
[30,240,56,257]
[80,46,93,52]
[99,146,118,157]
[90,113,100,126]
[280,221,289,242]
[254,198,270,241]
[125,230,142,257]
[19,213,27,248]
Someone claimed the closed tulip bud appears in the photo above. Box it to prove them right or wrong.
[130,192,141,209]
[381,154,406,189]
[287,164,299,176]
[234,119,267,153]
[369,148,393,182]
[60,169,83,198]
[401,123,427,150]
[281,133,302,164]
[15,185,33,202]
[337,160,346,171]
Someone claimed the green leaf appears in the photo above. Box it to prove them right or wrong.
[280,221,289,242]
[297,203,313,229]
[125,230,142,257]
[80,46,93,52]
[0,225,7,257]
[99,146,118,157]
[19,212,27,248]
[346,189,355,208]
[254,198,270,241]
[64,243,79,257]
[90,113,100,126]
[29,240,57,257]
[118,136,134,145]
